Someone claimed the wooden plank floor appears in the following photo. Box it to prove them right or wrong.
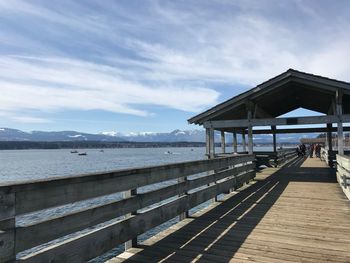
[108,157,350,263]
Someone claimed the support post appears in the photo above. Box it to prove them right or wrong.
[124,189,137,250]
[248,126,253,155]
[336,89,344,155]
[247,106,253,155]
[210,127,215,158]
[327,123,333,167]
[205,128,210,158]
[242,131,247,152]
[272,125,277,167]
[233,130,238,153]
[272,126,277,153]
[220,131,226,154]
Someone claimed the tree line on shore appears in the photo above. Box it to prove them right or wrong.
[0,141,207,150]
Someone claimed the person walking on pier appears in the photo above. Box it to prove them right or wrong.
[315,144,321,158]
[309,144,314,158]
[301,144,306,156]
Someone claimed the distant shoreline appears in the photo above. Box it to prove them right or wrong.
[0,141,207,150]
[0,141,297,150]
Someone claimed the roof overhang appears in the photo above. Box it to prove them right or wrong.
[188,69,350,125]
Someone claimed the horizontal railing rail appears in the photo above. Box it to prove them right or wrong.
[336,154,350,200]
[216,149,296,168]
[0,154,255,262]
[321,147,350,167]
[254,149,296,168]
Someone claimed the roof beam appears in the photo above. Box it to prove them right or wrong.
[204,114,350,129]
[188,74,292,124]
[249,126,350,134]
[254,104,272,118]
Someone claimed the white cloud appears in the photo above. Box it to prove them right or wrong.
[0,0,349,125]
[0,56,220,120]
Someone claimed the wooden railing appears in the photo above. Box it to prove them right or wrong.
[320,147,329,164]
[0,155,255,262]
[320,147,350,167]
[336,154,350,200]
[254,149,296,168]
[217,149,296,168]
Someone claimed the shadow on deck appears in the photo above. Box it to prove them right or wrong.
[110,157,350,263]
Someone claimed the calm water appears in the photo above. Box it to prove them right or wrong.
[0,146,273,184]
[0,146,270,261]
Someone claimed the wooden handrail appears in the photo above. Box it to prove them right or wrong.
[0,154,255,262]
[336,154,350,200]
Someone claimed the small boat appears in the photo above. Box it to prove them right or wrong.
[164,151,173,154]
[99,149,104,152]
[70,150,78,153]
[78,152,87,156]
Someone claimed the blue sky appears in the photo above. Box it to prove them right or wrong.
[0,0,349,134]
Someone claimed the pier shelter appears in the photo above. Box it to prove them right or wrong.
[1,69,350,263]
[188,69,350,158]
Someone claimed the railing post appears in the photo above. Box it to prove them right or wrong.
[124,189,137,250]
[178,176,188,220]
[209,128,218,202]
[0,190,15,262]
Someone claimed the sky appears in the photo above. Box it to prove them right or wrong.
[0,0,349,134]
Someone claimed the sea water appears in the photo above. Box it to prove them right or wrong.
[0,146,272,261]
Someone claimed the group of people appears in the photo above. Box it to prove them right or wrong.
[296,143,322,158]
[309,144,322,158]
[296,143,306,157]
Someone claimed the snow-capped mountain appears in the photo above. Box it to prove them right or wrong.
[117,129,205,142]
[0,128,125,142]
[0,127,315,143]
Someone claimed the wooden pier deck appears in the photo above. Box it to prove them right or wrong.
[110,157,350,263]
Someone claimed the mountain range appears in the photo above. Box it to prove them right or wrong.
[0,128,315,143]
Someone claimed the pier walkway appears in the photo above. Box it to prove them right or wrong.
[111,157,350,263]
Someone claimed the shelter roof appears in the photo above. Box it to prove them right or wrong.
[188,69,350,125]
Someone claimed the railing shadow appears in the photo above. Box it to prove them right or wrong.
[119,156,335,263]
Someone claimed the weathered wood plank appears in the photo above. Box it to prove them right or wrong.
[0,190,15,221]
[336,154,350,200]
[0,229,15,262]
[8,155,253,215]
[15,164,255,252]
[0,189,15,262]
[18,170,255,262]
[112,157,350,263]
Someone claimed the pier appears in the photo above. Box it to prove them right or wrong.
[112,156,350,263]
[1,69,350,262]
